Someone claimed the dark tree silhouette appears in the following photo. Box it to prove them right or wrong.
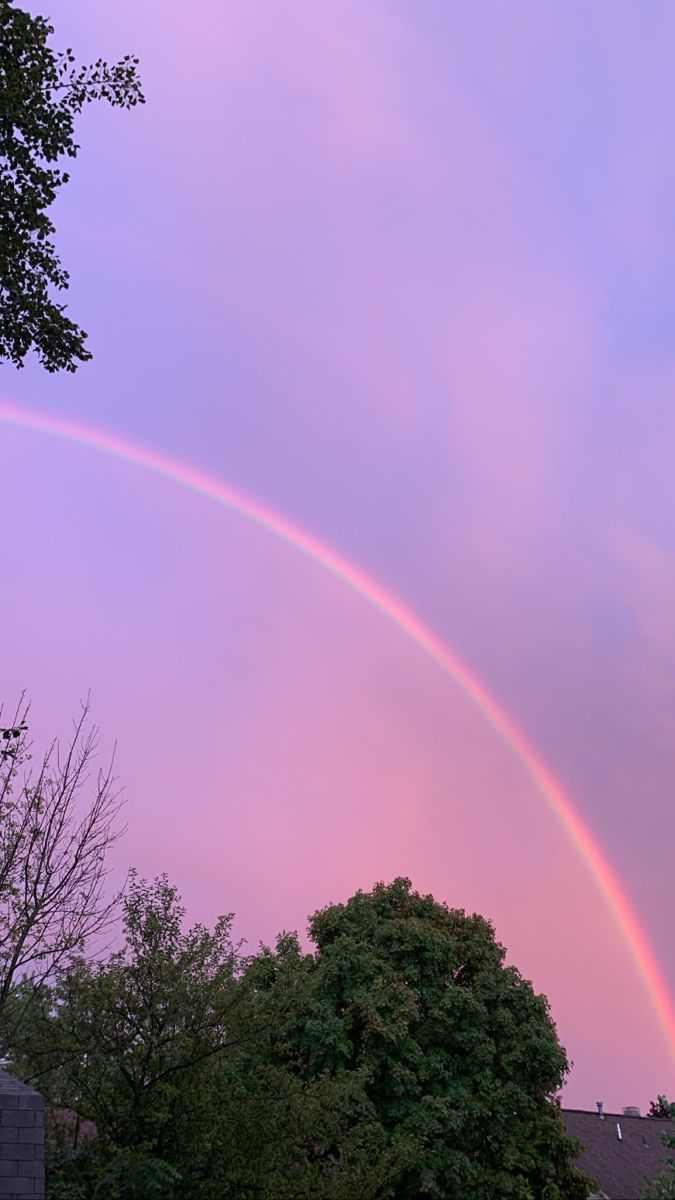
[0,1,144,372]
[649,1097,675,1120]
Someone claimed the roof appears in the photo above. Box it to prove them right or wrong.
[0,1071,95,1152]
[563,1109,674,1200]
[0,1067,43,1106]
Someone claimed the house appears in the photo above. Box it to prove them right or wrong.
[563,1106,674,1200]
[0,1068,45,1200]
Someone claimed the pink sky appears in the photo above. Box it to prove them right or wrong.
[3,0,675,1112]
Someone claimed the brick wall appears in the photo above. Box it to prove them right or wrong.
[0,1071,44,1199]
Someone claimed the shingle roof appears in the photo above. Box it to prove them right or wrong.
[0,1068,43,1102]
[563,1109,674,1200]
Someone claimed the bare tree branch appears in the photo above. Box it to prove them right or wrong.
[0,698,126,1051]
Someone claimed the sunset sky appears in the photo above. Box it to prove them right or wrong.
[3,0,675,1113]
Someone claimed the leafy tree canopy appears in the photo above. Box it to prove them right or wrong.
[243,877,591,1200]
[14,872,242,1151]
[0,1,143,372]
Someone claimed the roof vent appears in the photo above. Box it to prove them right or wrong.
[597,1101,604,1119]
[617,1122,623,1141]
[623,1107,641,1117]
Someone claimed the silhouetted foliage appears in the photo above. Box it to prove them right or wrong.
[0,1,143,372]
[650,1097,675,1120]
[643,1098,675,1199]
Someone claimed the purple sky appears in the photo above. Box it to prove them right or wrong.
[3,0,675,1112]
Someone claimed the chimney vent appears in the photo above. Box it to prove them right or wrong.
[623,1107,641,1117]
[597,1101,604,1119]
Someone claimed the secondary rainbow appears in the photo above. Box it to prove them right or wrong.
[2,396,674,1069]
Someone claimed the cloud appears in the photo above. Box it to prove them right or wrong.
[9,0,675,1111]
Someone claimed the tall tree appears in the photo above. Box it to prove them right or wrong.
[0,1,144,372]
[0,699,125,1053]
[248,878,591,1200]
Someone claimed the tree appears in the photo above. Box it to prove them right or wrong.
[11,878,243,1166]
[643,1098,675,1200]
[650,1097,675,1120]
[0,699,125,1054]
[0,1,144,372]
[246,878,591,1200]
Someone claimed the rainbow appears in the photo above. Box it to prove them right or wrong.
[2,396,674,1068]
